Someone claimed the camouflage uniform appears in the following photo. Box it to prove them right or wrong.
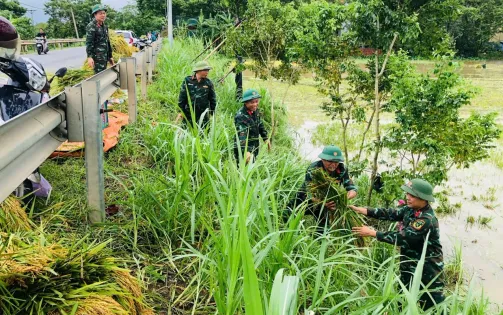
[289,161,357,229]
[178,75,217,127]
[85,18,112,74]
[234,105,268,159]
[367,204,445,308]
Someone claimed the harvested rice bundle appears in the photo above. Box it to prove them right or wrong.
[109,30,132,61]
[59,68,94,88]
[308,168,365,246]
[112,269,152,315]
[75,295,128,315]
[0,196,32,232]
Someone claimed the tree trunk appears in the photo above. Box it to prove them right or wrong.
[367,53,381,204]
[366,33,399,204]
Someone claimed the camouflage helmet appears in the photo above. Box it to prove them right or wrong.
[241,89,261,103]
[192,61,212,72]
[91,4,107,15]
[318,145,344,162]
[401,179,435,202]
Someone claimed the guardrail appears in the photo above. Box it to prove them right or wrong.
[0,39,162,223]
[21,38,85,51]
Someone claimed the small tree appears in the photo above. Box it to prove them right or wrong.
[227,0,298,81]
[287,0,357,162]
[351,0,421,203]
[382,61,501,193]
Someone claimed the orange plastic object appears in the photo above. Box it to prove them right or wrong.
[50,111,129,158]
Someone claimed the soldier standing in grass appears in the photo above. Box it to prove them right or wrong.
[350,179,445,309]
[177,60,217,127]
[234,89,271,164]
[286,145,357,230]
[86,4,114,74]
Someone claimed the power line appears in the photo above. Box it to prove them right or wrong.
[18,2,44,10]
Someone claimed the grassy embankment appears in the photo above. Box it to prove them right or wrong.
[0,38,498,314]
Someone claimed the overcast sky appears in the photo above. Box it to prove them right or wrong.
[19,0,130,24]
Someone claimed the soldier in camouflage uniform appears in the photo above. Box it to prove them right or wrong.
[351,179,444,309]
[85,4,114,74]
[177,60,217,127]
[234,89,271,163]
[286,145,357,230]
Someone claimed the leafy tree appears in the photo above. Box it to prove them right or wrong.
[401,0,463,57]
[227,0,298,80]
[286,1,357,161]
[0,0,26,18]
[350,0,421,203]
[450,0,503,57]
[34,22,49,31]
[383,62,501,192]
[109,4,165,36]
[11,17,32,40]
[44,0,118,38]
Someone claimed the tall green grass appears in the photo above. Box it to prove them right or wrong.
[25,37,499,314]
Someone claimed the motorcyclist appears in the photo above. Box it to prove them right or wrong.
[0,16,21,61]
[35,28,48,52]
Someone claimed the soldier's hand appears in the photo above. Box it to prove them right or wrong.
[87,58,94,68]
[325,201,336,211]
[349,205,368,216]
[109,58,115,66]
[352,226,376,237]
[347,190,357,200]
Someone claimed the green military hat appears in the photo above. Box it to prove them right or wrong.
[91,4,107,15]
[193,60,212,72]
[401,179,435,202]
[241,89,261,103]
[318,145,344,162]
[187,18,198,27]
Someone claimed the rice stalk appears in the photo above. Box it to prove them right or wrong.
[0,196,33,232]
[75,295,128,315]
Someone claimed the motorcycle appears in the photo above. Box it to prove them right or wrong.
[135,38,152,51]
[35,37,48,55]
[0,55,67,199]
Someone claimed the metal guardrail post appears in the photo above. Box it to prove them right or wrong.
[125,58,137,123]
[147,46,153,83]
[151,43,156,72]
[141,52,147,99]
[82,80,105,223]
[65,86,84,142]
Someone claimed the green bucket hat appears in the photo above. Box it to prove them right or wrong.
[91,4,107,15]
[401,179,435,202]
[193,61,212,72]
[241,89,261,103]
[318,145,344,162]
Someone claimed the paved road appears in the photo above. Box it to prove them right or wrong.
[22,46,87,73]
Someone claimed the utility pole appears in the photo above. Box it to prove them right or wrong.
[167,0,173,46]
[26,9,35,27]
[70,7,79,38]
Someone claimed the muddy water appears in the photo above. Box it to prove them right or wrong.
[294,120,503,310]
[441,163,503,309]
